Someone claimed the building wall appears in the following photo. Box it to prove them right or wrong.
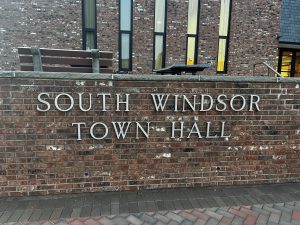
[0,72,300,197]
[0,0,280,74]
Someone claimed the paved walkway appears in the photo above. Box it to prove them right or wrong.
[1,183,300,225]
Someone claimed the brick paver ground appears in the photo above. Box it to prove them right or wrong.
[1,183,300,225]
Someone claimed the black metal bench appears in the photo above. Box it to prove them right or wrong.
[154,63,210,75]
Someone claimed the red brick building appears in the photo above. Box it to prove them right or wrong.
[0,0,289,75]
[0,1,300,197]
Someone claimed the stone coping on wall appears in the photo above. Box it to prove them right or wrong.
[1,71,300,83]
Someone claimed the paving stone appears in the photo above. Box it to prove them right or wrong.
[269,212,281,223]
[100,203,111,215]
[213,197,227,207]
[191,209,210,222]
[154,213,171,224]
[181,219,194,225]
[189,199,202,208]
[173,200,183,210]
[84,218,102,225]
[216,208,235,218]
[70,208,81,218]
[126,215,143,225]
[0,211,13,223]
[154,221,165,225]
[140,213,158,224]
[263,205,282,214]
[228,208,248,219]
[90,206,101,217]
[18,209,34,222]
[111,216,130,225]
[293,211,300,221]
[180,199,193,209]
[98,217,115,225]
[291,220,300,225]
[111,203,119,215]
[128,202,139,213]
[205,210,223,220]
[218,216,233,225]
[54,221,69,225]
[179,211,198,222]
[280,211,292,223]
[244,215,258,225]
[6,209,24,223]
[256,211,270,225]
[167,221,179,225]
[165,212,184,223]
[194,218,208,225]
[28,209,42,222]
[231,216,244,225]
[39,208,54,221]
[205,217,220,225]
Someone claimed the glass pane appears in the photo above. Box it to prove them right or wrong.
[120,0,131,31]
[217,39,226,72]
[281,51,292,77]
[155,0,166,33]
[186,37,196,65]
[121,33,130,69]
[154,35,164,69]
[84,0,96,29]
[276,50,279,71]
[187,0,199,35]
[86,32,95,50]
[219,0,231,36]
[295,52,300,78]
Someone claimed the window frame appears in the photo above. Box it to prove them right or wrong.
[119,0,133,72]
[277,48,300,77]
[82,0,98,50]
[216,0,232,74]
[185,0,201,65]
[153,0,167,70]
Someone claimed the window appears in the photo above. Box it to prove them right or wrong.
[217,0,232,73]
[82,0,97,50]
[277,49,300,77]
[186,0,200,65]
[153,0,167,70]
[119,0,133,72]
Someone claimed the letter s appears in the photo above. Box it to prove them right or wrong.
[37,93,51,112]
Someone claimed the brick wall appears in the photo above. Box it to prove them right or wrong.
[0,71,300,197]
[0,0,280,75]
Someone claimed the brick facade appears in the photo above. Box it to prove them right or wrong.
[0,72,299,196]
[0,0,280,75]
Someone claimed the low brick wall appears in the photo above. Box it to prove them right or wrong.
[0,72,300,197]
